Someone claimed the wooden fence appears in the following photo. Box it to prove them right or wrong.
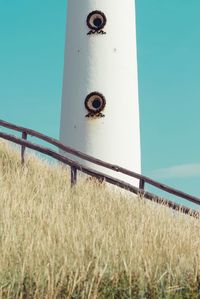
[0,119,200,217]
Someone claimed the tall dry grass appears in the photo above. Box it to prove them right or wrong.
[0,140,200,298]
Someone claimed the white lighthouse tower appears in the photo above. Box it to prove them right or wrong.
[60,0,141,185]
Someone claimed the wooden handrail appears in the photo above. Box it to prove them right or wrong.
[1,119,200,206]
[0,119,200,216]
[0,131,198,217]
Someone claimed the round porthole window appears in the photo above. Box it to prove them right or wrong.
[87,11,107,34]
[85,92,106,117]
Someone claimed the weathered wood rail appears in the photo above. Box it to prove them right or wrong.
[0,119,199,217]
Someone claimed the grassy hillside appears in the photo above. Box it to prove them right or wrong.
[0,141,200,299]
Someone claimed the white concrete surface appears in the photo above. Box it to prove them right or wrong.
[60,0,141,186]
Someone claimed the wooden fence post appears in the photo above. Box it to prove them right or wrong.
[71,166,77,187]
[21,132,27,165]
[139,179,145,191]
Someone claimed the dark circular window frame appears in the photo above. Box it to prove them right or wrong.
[86,10,107,31]
[85,92,106,117]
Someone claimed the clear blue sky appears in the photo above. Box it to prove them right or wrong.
[1,0,200,205]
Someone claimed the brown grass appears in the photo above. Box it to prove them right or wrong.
[0,140,200,298]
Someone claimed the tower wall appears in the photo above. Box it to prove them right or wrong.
[60,0,141,185]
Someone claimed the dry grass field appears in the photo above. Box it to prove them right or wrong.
[0,140,200,298]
